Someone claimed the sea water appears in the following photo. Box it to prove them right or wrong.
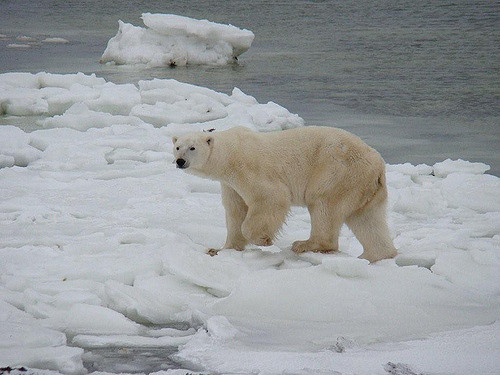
[1,0,498,174]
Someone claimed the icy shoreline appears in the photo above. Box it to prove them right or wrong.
[0,72,499,374]
[100,13,255,67]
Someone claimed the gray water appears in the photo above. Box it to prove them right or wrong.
[1,0,499,174]
[82,347,183,373]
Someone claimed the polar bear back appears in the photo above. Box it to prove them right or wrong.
[204,126,386,207]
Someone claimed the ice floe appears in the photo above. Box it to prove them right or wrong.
[42,38,70,44]
[101,13,255,67]
[0,72,302,132]
[0,72,498,374]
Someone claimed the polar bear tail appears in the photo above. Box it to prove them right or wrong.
[345,172,398,263]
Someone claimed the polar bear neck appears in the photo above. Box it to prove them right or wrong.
[203,140,239,181]
[199,127,252,183]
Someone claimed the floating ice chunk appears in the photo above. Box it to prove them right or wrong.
[72,333,193,348]
[8,43,31,48]
[0,72,106,89]
[206,316,239,341]
[230,87,259,105]
[42,303,144,336]
[392,186,447,216]
[0,297,39,323]
[142,13,254,57]
[16,35,37,42]
[39,103,144,131]
[0,321,66,348]
[0,73,106,116]
[44,84,100,116]
[147,327,196,337]
[0,155,15,168]
[138,78,232,105]
[386,162,433,177]
[85,82,141,115]
[37,72,105,89]
[0,72,41,88]
[101,14,254,67]
[42,37,70,44]
[0,126,43,167]
[386,171,414,189]
[0,300,84,374]
[0,88,48,115]
[139,87,184,105]
[441,172,500,212]
[1,73,302,132]
[131,94,228,126]
[28,279,105,302]
[103,276,210,325]
[433,158,490,177]
[0,346,85,375]
[242,100,304,131]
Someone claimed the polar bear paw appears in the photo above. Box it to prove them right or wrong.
[292,239,337,254]
[207,248,220,257]
[252,235,273,247]
[241,223,274,247]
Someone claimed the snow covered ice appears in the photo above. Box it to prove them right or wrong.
[0,72,499,375]
[100,13,255,67]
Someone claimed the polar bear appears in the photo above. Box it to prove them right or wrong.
[172,126,397,263]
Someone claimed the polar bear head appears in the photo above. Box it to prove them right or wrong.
[172,132,213,171]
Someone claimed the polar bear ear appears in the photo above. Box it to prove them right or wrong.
[206,136,213,146]
[172,136,178,144]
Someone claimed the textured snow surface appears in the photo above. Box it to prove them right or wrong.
[0,72,498,375]
[100,13,254,66]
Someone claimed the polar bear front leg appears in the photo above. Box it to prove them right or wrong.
[221,183,249,251]
[241,194,290,247]
[208,185,248,256]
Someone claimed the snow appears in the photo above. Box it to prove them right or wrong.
[0,126,43,167]
[0,72,498,375]
[101,14,255,67]
[0,300,85,374]
[433,158,490,177]
[175,322,500,375]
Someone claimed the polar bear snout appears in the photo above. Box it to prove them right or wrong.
[176,158,187,168]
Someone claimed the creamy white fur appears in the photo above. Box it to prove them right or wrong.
[173,126,397,262]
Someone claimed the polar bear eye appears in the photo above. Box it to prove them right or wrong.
[190,147,195,151]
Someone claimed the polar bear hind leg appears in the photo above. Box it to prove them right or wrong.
[292,197,345,253]
[346,196,397,263]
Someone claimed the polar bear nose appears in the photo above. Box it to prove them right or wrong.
[176,158,186,168]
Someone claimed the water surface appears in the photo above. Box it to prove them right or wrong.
[1,0,498,173]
